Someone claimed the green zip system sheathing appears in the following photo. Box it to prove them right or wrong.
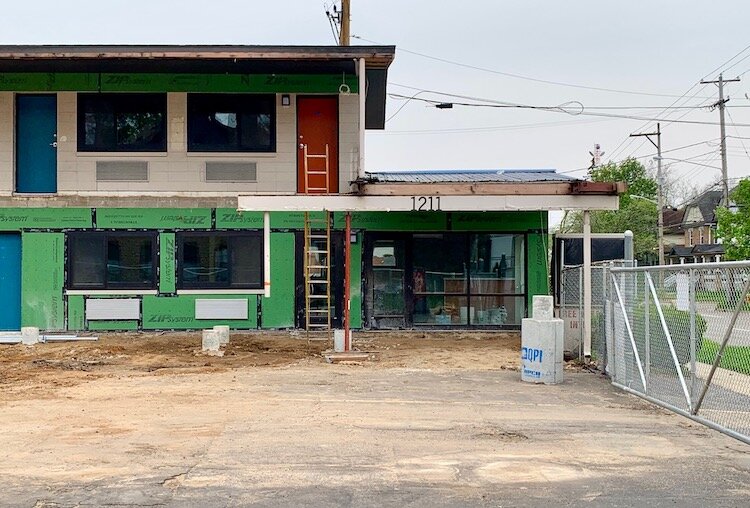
[67,295,85,330]
[0,73,359,94]
[159,233,176,294]
[21,233,64,330]
[261,233,295,328]
[349,234,363,328]
[0,208,91,230]
[142,295,258,330]
[96,208,212,229]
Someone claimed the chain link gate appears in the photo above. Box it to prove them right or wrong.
[560,261,626,362]
[606,261,750,445]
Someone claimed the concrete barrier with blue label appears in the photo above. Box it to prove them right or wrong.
[521,295,564,384]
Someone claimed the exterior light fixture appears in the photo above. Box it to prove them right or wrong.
[281,94,291,107]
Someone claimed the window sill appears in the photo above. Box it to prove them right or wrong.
[187,152,277,158]
[76,152,168,158]
[177,289,264,295]
[65,289,159,296]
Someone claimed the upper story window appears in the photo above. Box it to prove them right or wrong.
[78,93,167,152]
[67,232,157,290]
[187,94,275,152]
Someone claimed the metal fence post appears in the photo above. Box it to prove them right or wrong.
[578,266,583,360]
[644,273,650,395]
[689,267,697,404]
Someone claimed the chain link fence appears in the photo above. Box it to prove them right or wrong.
[560,261,627,362]
[607,261,750,445]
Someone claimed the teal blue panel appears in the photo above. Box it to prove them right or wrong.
[0,233,22,330]
[16,95,57,193]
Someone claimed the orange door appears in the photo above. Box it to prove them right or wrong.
[297,97,339,193]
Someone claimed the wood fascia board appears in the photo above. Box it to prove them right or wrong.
[237,194,620,212]
[0,50,395,66]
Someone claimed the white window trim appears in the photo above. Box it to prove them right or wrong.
[66,289,159,296]
[178,289,265,295]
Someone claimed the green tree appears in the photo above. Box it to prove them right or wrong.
[560,158,658,263]
[716,178,750,260]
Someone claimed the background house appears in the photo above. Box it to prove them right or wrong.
[665,189,725,264]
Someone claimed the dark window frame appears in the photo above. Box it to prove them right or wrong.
[186,93,276,153]
[409,232,528,327]
[67,231,159,290]
[77,93,168,152]
[176,231,264,290]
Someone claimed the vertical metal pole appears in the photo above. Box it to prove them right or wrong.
[689,267,697,403]
[644,273,650,393]
[344,212,352,351]
[583,210,592,359]
[578,267,583,359]
[263,211,271,298]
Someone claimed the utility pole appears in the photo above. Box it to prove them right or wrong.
[630,123,664,265]
[340,0,351,46]
[701,73,741,207]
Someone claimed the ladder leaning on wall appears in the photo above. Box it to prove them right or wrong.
[302,144,332,335]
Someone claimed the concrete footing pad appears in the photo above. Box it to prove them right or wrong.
[323,351,379,363]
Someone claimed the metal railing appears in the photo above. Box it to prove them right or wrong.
[606,261,750,445]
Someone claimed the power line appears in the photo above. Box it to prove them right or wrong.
[353,34,715,99]
[386,91,750,127]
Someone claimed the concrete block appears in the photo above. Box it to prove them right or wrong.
[202,329,221,353]
[521,318,564,384]
[21,327,40,346]
[213,325,230,345]
[333,330,346,352]
[532,295,554,320]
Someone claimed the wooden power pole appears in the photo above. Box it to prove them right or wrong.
[630,124,664,265]
[340,0,351,46]
[701,73,741,207]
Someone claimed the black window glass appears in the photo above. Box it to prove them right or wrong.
[107,236,155,286]
[178,233,263,289]
[187,94,275,152]
[78,93,167,152]
[68,233,156,289]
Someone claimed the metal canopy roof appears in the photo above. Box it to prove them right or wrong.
[364,169,575,184]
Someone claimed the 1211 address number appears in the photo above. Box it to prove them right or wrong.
[410,196,441,211]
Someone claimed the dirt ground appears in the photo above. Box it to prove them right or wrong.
[2,331,749,507]
[0,331,522,401]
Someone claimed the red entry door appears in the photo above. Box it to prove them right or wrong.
[297,97,339,193]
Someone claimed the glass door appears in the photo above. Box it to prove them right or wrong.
[367,238,407,328]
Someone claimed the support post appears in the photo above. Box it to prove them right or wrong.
[263,211,271,298]
[583,210,592,359]
[357,57,366,182]
[344,212,352,351]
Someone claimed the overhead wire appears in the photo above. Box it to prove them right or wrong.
[352,34,715,99]
[385,92,750,127]
[609,43,750,164]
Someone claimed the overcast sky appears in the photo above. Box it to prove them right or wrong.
[3,1,750,210]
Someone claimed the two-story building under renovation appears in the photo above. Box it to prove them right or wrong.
[0,45,620,334]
